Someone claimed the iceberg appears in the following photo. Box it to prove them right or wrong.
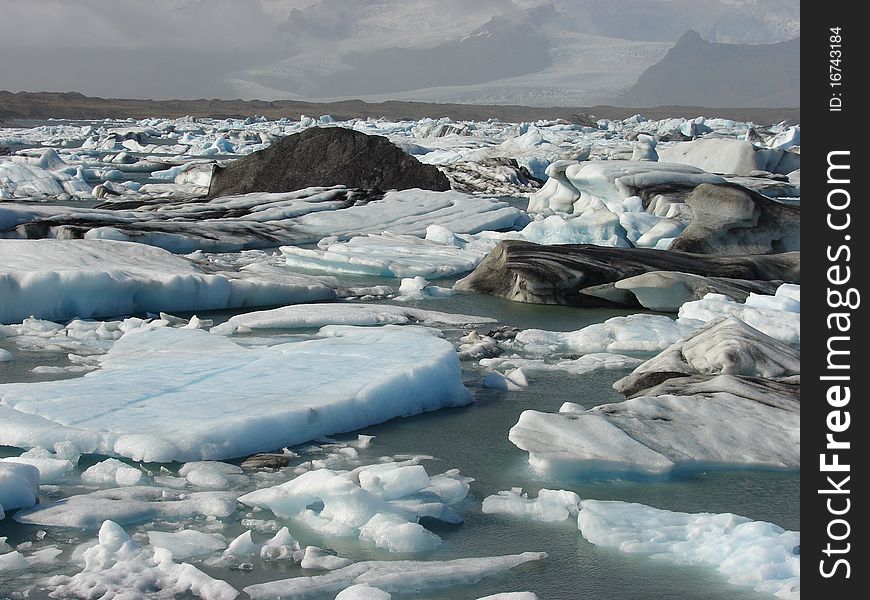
[578,500,799,599]
[0,239,340,323]
[0,325,471,462]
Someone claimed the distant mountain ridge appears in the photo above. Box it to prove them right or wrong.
[622,31,800,108]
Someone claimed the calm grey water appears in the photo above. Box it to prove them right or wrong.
[0,276,798,600]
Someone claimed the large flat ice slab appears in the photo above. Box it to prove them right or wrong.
[0,239,340,323]
[243,552,547,600]
[212,303,495,335]
[0,324,471,462]
[578,500,799,599]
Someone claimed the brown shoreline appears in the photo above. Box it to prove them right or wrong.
[1,90,799,126]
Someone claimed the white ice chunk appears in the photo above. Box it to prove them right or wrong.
[482,488,580,522]
[395,276,455,301]
[0,462,39,516]
[81,458,144,487]
[260,527,302,561]
[0,325,471,462]
[358,513,441,553]
[0,455,73,484]
[0,550,28,572]
[147,530,227,560]
[335,583,391,599]
[179,461,248,489]
[578,500,799,599]
[301,546,354,570]
[224,531,260,557]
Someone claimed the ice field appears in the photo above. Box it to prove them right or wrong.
[1,113,799,599]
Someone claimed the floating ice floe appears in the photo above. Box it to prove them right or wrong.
[210,303,494,335]
[43,520,239,600]
[146,530,228,560]
[239,461,471,553]
[14,486,237,529]
[578,500,799,599]
[482,488,580,522]
[0,325,471,462]
[0,239,343,323]
[243,552,547,599]
[509,370,799,479]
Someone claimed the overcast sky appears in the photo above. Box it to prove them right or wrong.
[0,0,800,104]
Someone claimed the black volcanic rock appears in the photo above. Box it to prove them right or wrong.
[207,126,450,198]
[453,240,799,306]
[622,31,799,108]
[668,183,799,255]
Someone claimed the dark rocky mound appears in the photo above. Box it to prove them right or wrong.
[668,182,799,255]
[622,31,800,108]
[454,240,799,306]
[207,126,450,198]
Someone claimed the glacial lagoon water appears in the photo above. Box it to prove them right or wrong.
[0,274,798,600]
